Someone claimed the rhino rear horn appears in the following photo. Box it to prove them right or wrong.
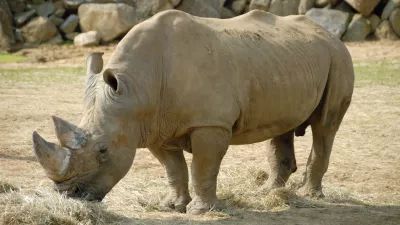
[86,52,104,87]
[52,116,87,149]
[32,131,71,178]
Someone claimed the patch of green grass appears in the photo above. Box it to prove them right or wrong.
[0,53,27,63]
[354,58,400,87]
[0,58,398,87]
[0,67,85,84]
[62,41,74,46]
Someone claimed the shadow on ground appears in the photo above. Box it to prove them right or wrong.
[0,153,36,162]
[97,200,400,225]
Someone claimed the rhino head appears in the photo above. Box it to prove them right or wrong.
[32,52,139,201]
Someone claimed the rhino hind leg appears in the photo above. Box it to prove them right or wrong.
[148,147,191,213]
[186,127,231,215]
[298,98,351,198]
[259,130,297,193]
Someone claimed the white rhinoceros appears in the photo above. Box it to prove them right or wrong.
[32,9,354,215]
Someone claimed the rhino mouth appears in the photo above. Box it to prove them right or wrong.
[56,183,105,202]
[73,192,105,202]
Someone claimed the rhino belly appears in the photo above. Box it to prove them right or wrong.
[230,118,304,145]
[230,87,321,145]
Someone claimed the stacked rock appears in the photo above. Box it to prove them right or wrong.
[0,0,399,51]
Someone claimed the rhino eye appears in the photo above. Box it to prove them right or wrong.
[99,147,107,153]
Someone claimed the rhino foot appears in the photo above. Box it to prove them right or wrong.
[161,194,191,213]
[297,185,325,198]
[258,180,283,194]
[186,197,226,215]
[257,174,288,194]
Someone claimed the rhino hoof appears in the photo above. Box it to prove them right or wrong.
[257,178,285,194]
[186,197,226,215]
[297,185,325,198]
[161,195,191,213]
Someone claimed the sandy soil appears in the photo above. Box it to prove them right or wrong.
[0,41,400,224]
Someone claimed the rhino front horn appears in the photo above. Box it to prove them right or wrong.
[32,131,71,178]
[52,116,87,149]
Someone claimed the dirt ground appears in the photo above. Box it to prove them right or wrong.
[0,41,400,224]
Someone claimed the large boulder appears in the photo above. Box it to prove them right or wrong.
[46,33,64,45]
[342,14,371,42]
[74,31,100,46]
[63,0,85,9]
[344,0,380,16]
[14,28,23,42]
[33,1,55,17]
[231,0,247,15]
[381,0,400,20]
[268,0,300,16]
[14,9,36,26]
[334,1,356,14]
[54,7,66,17]
[368,14,380,32]
[389,8,400,37]
[0,0,15,50]
[375,20,399,40]
[78,3,138,42]
[49,14,64,26]
[298,0,315,15]
[249,0,271,11]
[177,0,225,18]
[221,7,236,19]
[65,32,79,40]
[132,0,182,21]
[7,0,25,13]
[315,0,340,8]
[60,14,79,33]
[21,16,57,43]
[306,8,351,38]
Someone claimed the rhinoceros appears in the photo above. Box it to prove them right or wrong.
[32,9,354,214]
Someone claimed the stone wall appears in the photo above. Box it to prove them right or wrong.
[0,0,399,51]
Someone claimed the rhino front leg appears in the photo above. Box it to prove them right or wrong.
[186,127,230,215]
[260,130,297,193]
[148,147,191,213]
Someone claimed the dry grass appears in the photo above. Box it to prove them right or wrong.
[0,167,382,224]
[0,170,357,225]
[0,186,122,225]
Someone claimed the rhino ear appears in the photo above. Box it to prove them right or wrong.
[103,68,121,94]
[52,116,87,149]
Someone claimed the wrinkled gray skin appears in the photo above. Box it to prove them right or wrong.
[33,10,354,215]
